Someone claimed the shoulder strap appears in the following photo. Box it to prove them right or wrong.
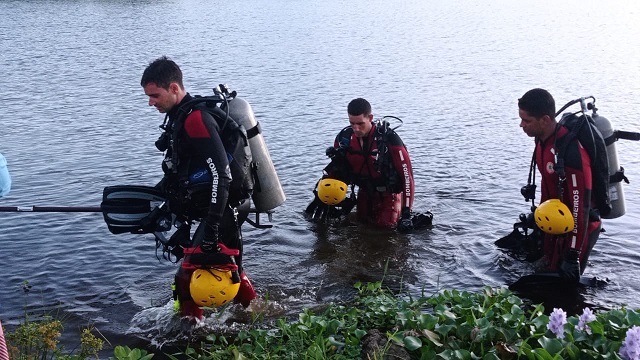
[166,96,226,176]
[337,126,353,148]
[374,121,404,191]
[523,146,537,208]
[554,113,611,214]
[553,115,585,200]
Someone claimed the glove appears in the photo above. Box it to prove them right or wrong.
[339,195,356,215]
[305,191,343,222]
[559,249,581,282]
[164,225,191,260]
[305,191,326,215]
[397,208,414,233]
[305,192,330,220]
[412,211,434,230]
[201,222,219,253]
[518,212,536,229]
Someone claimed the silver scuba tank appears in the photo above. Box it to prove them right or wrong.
[226,97,286,212]
[592,112,626,219]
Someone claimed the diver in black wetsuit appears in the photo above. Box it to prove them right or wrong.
[141,56,255,319]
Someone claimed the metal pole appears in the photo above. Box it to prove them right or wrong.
[0,206,102,212]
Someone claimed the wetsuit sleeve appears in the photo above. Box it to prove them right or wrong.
[563,145,592,262]
[324,127,352,182]
[183,110,232,226]
[323,132,342,179]
[387,131,415,211]
[332,133,340,150]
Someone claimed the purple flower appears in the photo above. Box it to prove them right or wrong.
[577,307,597,334]
[620,326,640,360]
[547,308,567,339]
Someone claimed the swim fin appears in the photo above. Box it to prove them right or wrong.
[101,185,169,234]
[411,211,433,230]
[509,272,608,291]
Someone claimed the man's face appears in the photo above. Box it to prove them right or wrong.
[143,82,179,113]
[519,109,545,138]
[348,113,373,138]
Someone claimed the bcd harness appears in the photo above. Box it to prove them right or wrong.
[157,95,255,217]
[152,95,254,263]
[523,104,623,219]
[524,119,610,220]
[326,119,403,195]
[553,113,614,218]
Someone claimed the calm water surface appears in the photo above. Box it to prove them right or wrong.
[1,0,640,354]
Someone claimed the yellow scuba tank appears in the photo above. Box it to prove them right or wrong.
[226,97,286,212]
[592,111,626,219]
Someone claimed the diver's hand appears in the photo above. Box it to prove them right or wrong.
[337,196,356,216]
[559,249,581,282]
[305,192,329,219]
[306,188,348,221]
[397,209,414,233]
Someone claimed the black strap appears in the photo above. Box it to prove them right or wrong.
[613,130,640,143]
[610,167,629,184]
[168,116,184,175]
[524,142,537,208]
[604,134,616,146]
[527,148,536,188]
[374,121,403,192]
[554,118,583,201]
[246,122,261,139]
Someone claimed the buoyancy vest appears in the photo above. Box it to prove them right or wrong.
[161,95,254,215]
[327,121,402,193]
[555,113,611,217]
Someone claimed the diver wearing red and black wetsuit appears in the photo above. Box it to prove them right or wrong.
[142,57,255,319]
[535,125,602,273]
[327,98,415,229]
[519,88,602,281]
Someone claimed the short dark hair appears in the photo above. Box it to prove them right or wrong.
[518,88,555,118]
[140,56,184,90]
[347,98,371,116]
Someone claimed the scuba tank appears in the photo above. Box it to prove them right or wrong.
[225,97,286,212]
[592,111,626,219]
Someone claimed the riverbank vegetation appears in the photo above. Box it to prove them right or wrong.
[4,280,640,359]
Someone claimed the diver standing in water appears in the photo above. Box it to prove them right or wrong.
[518,88,603,282]
[307,98,420,231]
[141,57,256,319]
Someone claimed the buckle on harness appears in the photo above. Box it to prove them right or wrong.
[182,245,241,284]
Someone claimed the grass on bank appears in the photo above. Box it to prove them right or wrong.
[4,280,640,359]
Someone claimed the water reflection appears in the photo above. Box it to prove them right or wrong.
[310,219,414,295]
[510,280,608,316]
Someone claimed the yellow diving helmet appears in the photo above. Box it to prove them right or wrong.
[189,269,240,307]
[534,199,575,235]
[317,178,348,206]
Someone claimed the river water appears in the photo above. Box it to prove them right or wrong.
[1,0,640,355]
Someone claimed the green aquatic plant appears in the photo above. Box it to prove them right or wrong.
[5,279,640,359]
[6,319,109,360]
[5,280,66,359]
[163,283,640,359]
[5,316,64,359]
[108,346,154,360]
[4,280,108,360]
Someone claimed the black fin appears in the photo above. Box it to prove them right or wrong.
[101,185,168,234]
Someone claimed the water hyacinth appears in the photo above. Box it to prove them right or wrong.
[547,308,567,339]
[577,307,597,334]
[620,326,640,360]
